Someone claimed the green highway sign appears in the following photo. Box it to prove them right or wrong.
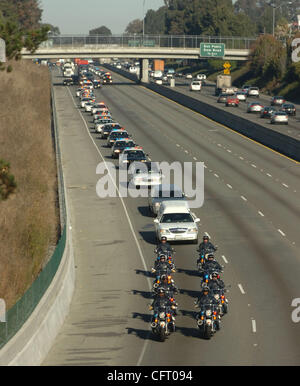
[200,43,225,57]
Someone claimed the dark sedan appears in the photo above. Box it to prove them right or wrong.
[260,106,276,118]
[280,103,296,116]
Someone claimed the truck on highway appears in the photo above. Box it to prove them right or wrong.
[215,75,237,96]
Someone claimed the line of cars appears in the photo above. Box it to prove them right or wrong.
[76,78,201,245]
[217,85,296,125]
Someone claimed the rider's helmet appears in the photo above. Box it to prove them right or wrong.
[203,235,209,242]
[161,236,167,243]
[207,253,214,260]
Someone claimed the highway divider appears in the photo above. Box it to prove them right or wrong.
[0,80,75,365]
[105,64,300,162]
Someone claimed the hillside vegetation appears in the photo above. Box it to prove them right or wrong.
[0,60,58,308]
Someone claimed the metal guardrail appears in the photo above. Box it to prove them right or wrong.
[0,72,67,349]
[42,34,258,50]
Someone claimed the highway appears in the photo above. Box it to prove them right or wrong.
[43,67,300,366]
[162,76,300,140]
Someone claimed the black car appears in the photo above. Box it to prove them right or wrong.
[102,75,112,84]
[100,124,122,139]
[107,131,130,147]
[93,80,102,89]
[63,77,73,86]
[280,103,296,116]
[120,149,148,169]
[111,139,136,158]
[260,106,276,118]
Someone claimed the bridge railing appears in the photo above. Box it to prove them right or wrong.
[42,34,257,50]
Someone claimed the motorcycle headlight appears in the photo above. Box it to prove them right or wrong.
[160,321,166,327]
[159,312,165,319]
[206,310,212,317]
[214,294,220,300]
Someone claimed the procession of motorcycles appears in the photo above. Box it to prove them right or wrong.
[148,235,229,341]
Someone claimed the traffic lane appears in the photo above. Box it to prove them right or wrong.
[74,92,261,365]
[76,82,300,364]
[103,74,300,247]
[44,70,154,366]
[169,78,300,139]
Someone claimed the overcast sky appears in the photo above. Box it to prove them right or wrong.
[40,0,165,35]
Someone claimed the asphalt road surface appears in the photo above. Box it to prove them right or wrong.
[43,68,300,366]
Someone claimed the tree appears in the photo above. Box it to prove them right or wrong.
[89,25,112,35]
[124,19,143,34]
[0,1,50,71]
[250,34,287,81]
[0,0,42,30]
[0,159,17,200]
[41,23,60,36]
[144,7,167,34]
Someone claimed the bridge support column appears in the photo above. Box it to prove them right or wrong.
[139,58,149,83]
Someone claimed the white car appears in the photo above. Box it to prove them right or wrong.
[235,91,247,101]
[270,111,288,125]
[247,87,260,97]
[153,201,200,243]
[155,78,163,85]
[185,73,193,79]
[196,74,206,81]
[128,162,162,188]
[84,102,94,112]
[80,98,93,108]
[129,66,138,74]
[190,80,202,91]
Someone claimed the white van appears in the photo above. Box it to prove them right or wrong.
[154,201,200,243]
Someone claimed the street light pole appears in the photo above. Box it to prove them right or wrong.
[143,0,146,37]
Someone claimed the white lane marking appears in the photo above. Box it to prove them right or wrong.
[251,164,257,168]
[258,211,264,217]
[282,183,289,188]
[278,229,286,237]
[227,184,233,189]
[217,143,222,147]
[193,156,197,161]
[266,173,272,177]
[227,149,232,153]
[185,150,189,154]
[67,88,152,365]
[252,319,257,333]
[239,156,244,160]
[204,232,211,239]
[221,255,228,264]
[238,284,246,294]
[214,173,219,178]
[176,143,180,147]
[241,195,247,201]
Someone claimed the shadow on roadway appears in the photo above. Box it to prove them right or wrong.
[126,327,157,341]
[132,289,153,299]
[176,267,200,277]
[175,325,201,339]
[139,231,157,245]
[137,206,153,218]
[135,269,155,278]
[179,288,201,299]
[132,312,152,323]
[180,309,198,320]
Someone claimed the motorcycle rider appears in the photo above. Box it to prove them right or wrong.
[195,286,220,329]
[149,289,177,316]
[198,235,217,255]
[208,272,225,292]
[155,236,174,256]
[152,254,175,273]
[201,253,223,276]
[153,274,178,295]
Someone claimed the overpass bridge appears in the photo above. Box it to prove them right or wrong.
[22,34,255,82]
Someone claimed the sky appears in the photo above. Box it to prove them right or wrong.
[40,0,165,35]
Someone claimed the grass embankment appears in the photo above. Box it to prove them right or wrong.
[0,60,59,309]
